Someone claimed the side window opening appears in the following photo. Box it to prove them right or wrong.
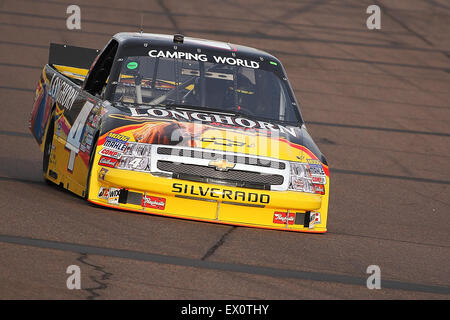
[83,39,118,97]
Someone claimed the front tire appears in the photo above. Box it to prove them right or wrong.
[84,133,99,199]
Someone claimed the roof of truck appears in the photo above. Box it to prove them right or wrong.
[112,32,280,63]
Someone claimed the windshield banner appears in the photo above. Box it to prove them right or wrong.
[148,50,260,69]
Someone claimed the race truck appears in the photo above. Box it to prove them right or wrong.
[29,32,330,233]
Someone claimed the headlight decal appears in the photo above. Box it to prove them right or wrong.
[98,141,152,172]
[289,160,326,194]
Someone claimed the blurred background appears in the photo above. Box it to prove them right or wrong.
[0,0,449,299]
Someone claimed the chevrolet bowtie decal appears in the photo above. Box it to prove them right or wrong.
[208,159,236,171]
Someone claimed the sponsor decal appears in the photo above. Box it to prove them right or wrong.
[56,121,62,137]
[123,143,151,157]
[273,212,295,225]
[80,132,94,153]
[99,148,122,159]
[117,156,150,171]
[313,184,325,195]
[98,187,109,199]
[309,211,321,228]
[107,133,129,142]
[98,167,109,181]
[142,194,166,210]
[86,113,97,129]
[107,187,121,204]
[311,176,326,184]
[48,74,78,110]
[103,139,128,152]
[213,55,260,69]
[128,108,298,137]
[127,61,139,70]
[307,159,325,176]
[148,50,260,69]
[103,132,129,152]
[86,132,94,144]
[98,156,118,168]
[171,182,270,204]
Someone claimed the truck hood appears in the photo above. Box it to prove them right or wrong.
[100,105,327,164]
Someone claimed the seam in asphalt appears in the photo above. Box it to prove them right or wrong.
[1,234,449,295]
[201,226,236,261]
[308,121,450,137]
[1,166,450,187]
[156,0,183,35]
[331,169,450,185]
[76,253,113,300]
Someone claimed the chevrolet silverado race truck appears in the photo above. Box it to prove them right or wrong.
[29,32,330,233]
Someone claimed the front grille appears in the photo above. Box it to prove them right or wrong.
[157,160,284,189]
[157,147,286,170]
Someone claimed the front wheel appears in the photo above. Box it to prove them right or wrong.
[84,133,99,199]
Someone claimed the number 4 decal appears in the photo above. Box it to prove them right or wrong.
[65,101,95,171]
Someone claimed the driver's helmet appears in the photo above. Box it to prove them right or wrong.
[189,66,257,113]
[187,66,234,108]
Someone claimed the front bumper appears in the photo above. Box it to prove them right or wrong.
[88,166,329,233]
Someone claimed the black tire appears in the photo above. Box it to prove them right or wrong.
[84,133,99,199]
[42,112,55,179]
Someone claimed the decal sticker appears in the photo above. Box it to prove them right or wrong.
[171,182,270,204]
[125,106,298,137]
[107,132,130,142]
[49,145,56,165]
[98,156,118,168]
[48,74,78,111]
[98,187,109,199]
[56,120,62,137]
[307,159,325,176]
[87,112,100,129]
[99,148,122,159]
[148,50,260,69]
[117,156,150,171]
[142,194,166,210]
[208,159,236,172]
[309,211,321,228]
[65,101,95,171]
[30,78,49,144]
[311,176,326,185]
[103,132,129,152]
[313,184,325,195]
[149,50,208,62]
[98,167,109,181]
[123,143,151,156]
[273,212,295,225]
[80,132,94,153]
[212,56,260,69]
[107,187,121,204]
[127,61,139,69]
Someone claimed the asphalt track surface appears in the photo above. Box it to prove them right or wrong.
[0,0,449,300]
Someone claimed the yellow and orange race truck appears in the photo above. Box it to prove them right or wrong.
[30,32,330,233]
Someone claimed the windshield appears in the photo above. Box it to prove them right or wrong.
[112,54,299,123]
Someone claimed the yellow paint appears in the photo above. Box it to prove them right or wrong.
[45,124,329,233]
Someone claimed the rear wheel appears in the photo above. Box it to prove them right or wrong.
[42,112,55,179]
